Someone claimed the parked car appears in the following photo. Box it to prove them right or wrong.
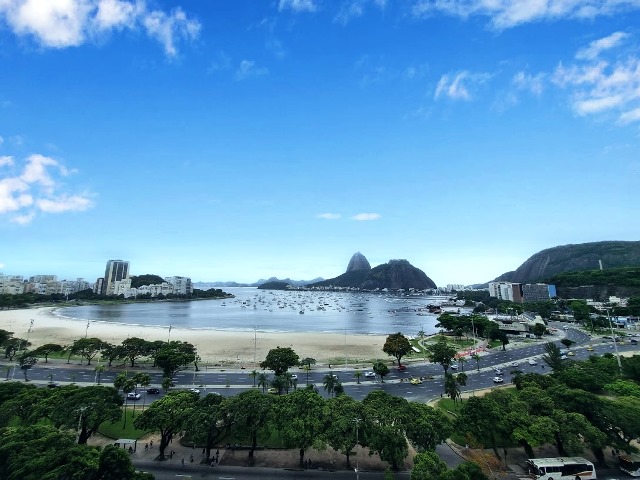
[493,377,504,383]
[146,387,160,394]
[363,371,375,378]
[126,392,141,400]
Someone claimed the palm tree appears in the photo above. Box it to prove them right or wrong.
[354,370,362,384]
[249,369,258,387]
[132,373,151,417]
[121,378,135,429]
[257,373,269,393]
[303,365,311,385]
[161,376,173,392]
[94,365,105,385]
[444,373,460,404]
[458,356,467,372]
[323,373,337,397]
[471,353,481,371]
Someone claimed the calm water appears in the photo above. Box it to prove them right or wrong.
[55,288,454,336]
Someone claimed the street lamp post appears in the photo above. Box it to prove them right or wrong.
[85,321,90,338]
[168,324,172,342]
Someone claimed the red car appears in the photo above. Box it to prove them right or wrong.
[398,365,407,371]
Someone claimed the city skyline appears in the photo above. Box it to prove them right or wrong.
[1,1,640,285]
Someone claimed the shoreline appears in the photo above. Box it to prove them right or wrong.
[0,307,388,365]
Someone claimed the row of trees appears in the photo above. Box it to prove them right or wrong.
[456,352,640,465]
[0,382,150,479]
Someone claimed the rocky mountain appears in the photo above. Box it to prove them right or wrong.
[346,252,371,272]
[194,277,324,289]
[310,257,437,290]
[494,240,640,284]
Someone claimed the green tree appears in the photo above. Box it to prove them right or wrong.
[71,337,105,365]
[185,393,228,461]
[457,396,504,458]
[383,332,412,368]
[257,372,269,393]
[560,338,575,349]
[0,425,100,480]
[405,402,452,451]
[249,369,258,387]
[471,353,481,372]
[260,347,299,376]
[372,360,389,382]
[121,337,149,368]
[427,337,457,377]
[323,373,338,396]
[155,341,196,378]
[96,444,154,480]
[274,389,326,468]
[444,373,460,403]
[531,323,546,338]
[299,357,316,369]
[34,385,123,444]
[225,389,274,461]
[134,391,198,460]
[95,365,106,385]
[354,369,362,384]
[31,343,64,363]
[322,395,362,468]
[18,351,37,381]
[411,451,447,480]
[361,390,410,470]
[542,342,566,372]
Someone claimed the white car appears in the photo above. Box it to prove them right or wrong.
[528,359,537,365]
[449,364,458,370]
[126,392,141,400]
[363,371,375,378]
[493,377,504,383]
[493,369,504,375]
[290,374,297,380]
[510,362,519,367]
[189,388,201,394]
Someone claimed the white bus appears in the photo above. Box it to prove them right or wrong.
[525,457,596,479]
[620,453,640,476]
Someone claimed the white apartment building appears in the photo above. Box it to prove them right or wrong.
[165,276,193,296]
[0,275,25,294]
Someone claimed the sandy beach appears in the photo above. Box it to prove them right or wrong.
[0,307,388,366]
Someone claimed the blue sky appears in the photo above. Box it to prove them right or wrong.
[1,0,639,286]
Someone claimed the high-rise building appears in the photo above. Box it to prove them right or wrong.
[102,260,130,296]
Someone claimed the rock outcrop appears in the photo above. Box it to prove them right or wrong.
[494,240,640,284]
[346,252,371,273]
[310,258,437,290]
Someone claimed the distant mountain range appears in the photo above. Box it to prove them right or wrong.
[193,277,325,289]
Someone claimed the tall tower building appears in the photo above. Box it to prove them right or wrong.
[102,260,130,296]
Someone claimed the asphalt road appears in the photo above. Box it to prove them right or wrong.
[11,323,637,404]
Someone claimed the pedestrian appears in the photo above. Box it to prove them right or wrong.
[202,448,205,455]
[190,454,194,463]
[216,449,219,456]
[145,443,148,450]
[181,458,184,466]
[170,451,173,459]
[150,440,153,448]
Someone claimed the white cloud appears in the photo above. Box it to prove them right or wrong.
[316,213,341,220]
[576,31,629,60]
[0,262,5,269]
[334,0,386,25]
[0,153,93,224]
[0,0,200,56]
[235,60,268,81]
[512,71,545,95]
[0,155,13,167]
[412,0,640,29]
[278,0,317,13]
[0,136,4,145]
[352,213,381,221]
[434,71,490,100]
[551,34,640,124]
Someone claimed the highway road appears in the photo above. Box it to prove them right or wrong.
[10,322,637,404]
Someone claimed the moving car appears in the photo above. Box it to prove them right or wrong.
[409,377,422,385]
[267,387,278,394]
[449,364,458,370]
[126,392,141,400]
[398,364,407,371]
[567,351,575,356]
[586,346,594,351]
[363,371,375,378]
[493,377,504,383]
[510,362,519,367]
[493,368,504,375]
[146,387,160,394]
[189,388,201,394]
[528,359,537,365]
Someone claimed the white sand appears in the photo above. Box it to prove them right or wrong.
[0,307,387,366]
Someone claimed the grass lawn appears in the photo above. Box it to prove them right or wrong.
[98,407,151,439]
